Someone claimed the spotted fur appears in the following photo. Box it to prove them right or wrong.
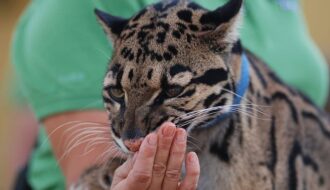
[74,0,330,189]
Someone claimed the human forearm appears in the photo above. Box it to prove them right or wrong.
[43,110,113,187]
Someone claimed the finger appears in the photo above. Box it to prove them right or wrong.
[111,154,136,187]
[149,122,176,190]
[126,133,158,189]
[162,128,187,190]
[179,152,200,190]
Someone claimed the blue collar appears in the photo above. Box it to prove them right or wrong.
[233,53,250,105]
[200,53,250,128]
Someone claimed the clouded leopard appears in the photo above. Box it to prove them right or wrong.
[73,0,330,189]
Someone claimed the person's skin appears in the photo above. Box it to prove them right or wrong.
[44,110,110,187]
[10,106,38,170]
[110,123,200,190]
[44,111,200,189]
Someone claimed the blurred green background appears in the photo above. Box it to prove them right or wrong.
[0,0,330,189]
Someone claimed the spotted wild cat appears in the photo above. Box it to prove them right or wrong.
[73,0,330,189]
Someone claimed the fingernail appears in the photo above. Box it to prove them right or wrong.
[176,128,186,142]
[162,125,176,137]
[188,152,198,163]
[148,134,157,145]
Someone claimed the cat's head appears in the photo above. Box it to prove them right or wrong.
[96,0,243,153]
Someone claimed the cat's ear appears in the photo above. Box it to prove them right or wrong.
[199,0,243,52]
[95,9,129,42]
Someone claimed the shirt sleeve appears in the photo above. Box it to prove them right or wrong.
[12,0,112,120]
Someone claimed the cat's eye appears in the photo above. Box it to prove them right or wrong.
[108,87,125,102]
[166,85,184,98]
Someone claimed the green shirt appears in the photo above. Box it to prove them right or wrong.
[12,0,329,189]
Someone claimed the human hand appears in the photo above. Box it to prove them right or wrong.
[110,122,200,190]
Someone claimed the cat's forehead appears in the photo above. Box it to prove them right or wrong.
[114,1,211,64]
[106,1,229,89]
[121,63,164,89]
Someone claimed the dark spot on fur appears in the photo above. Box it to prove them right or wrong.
[128,53,134,61]
[288,141,320,190]
[136,48,142,63]
[124,30,136,40]
[138,31,148,41]
[248,81,254,94]
[201,26,214,31]
[177,10,193,23]
[204,93,223,107]
[156,32,167,43]
[267,116,277,175]
[232,40,242,54]
[103,174,112,186]
[170,105,191,114]
[264,96,271,105]
[169,64,191,77]
[111,122,121,138]
[156,54,163,62]
[128,69,134,81]
[302,111,330,139]
[153,91,167,106]
[121,47,128,58]
[178,88,196,98]
[147,69,153,80]
[192,68,228,86]
[150,52,156,61]
[288,143,299,190]
[116,69,123,87]
[168,45,178,55]
[159,13,168,19]
[188,24,199,31]
[209,119,235,162]
[102,95,114,106]
[172,30,181,39]
[163,52,172,61]
[249,59,267,88]
[223,82,233,92]
[271,92,298,124]
[109,63,121,74]
[157,22,170,31]
[150,51,163,62]
[214,98,227,107]
[141,23,155,30]
[186,34,192,43]
[176,22,188,33]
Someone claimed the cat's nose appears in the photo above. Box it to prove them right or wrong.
[124,138,143,152]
